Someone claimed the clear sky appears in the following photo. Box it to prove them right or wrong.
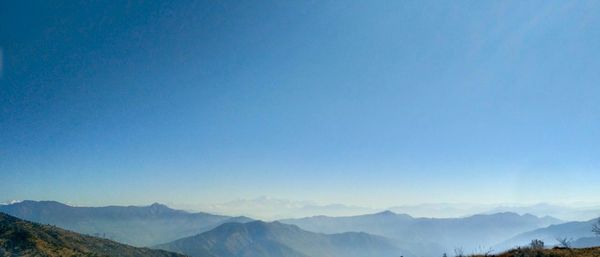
[1,1,600,209]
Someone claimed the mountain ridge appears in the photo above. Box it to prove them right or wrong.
[0,212,187,257]
[156,220,409,257]
[280,210,563,256]
[0,200,253,247]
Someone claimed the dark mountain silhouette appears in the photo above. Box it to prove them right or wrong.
[281,211,562,256]
[0,200,252,246]
[156,220,409,257]
[0,212,187,257]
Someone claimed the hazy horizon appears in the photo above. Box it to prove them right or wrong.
[3,197,600,221]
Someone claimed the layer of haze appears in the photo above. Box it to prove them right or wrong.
[2,1,600,212]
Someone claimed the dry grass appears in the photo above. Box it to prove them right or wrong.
[472,247,600,257]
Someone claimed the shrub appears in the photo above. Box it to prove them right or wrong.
[530,239,545,250]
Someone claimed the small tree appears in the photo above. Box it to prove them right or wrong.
[530,239,544,250]
[556,237,572,249]
[593,218,600,237]
[454,248,464,257]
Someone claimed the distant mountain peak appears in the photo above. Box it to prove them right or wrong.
[12,200,71,208]
[0,200,23,205]
[157,217,406,257]
[244,220,291,229]
[376,210,396,216]
[476,211,521,217]
[149,202,170,209]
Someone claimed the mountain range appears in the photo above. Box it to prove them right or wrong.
[4,200,600,257]
[496,218,600,250]
[0,212,186,257]
[0,200,252,246]
[280,210,563,256]
[482,203,600,222]
[156,220,407,257]
[170,198,600,221]
[190,197,376,220]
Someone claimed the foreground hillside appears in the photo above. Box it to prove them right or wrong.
[0,200,252,246]
[474,247,600,257]
[156,220,409,257]
[0,212,187,257]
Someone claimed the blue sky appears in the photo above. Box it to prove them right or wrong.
[1,1,600,208]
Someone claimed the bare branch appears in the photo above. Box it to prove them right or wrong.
[593,218,600,237]
[556,237,573,250]
[454,247,464,257]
